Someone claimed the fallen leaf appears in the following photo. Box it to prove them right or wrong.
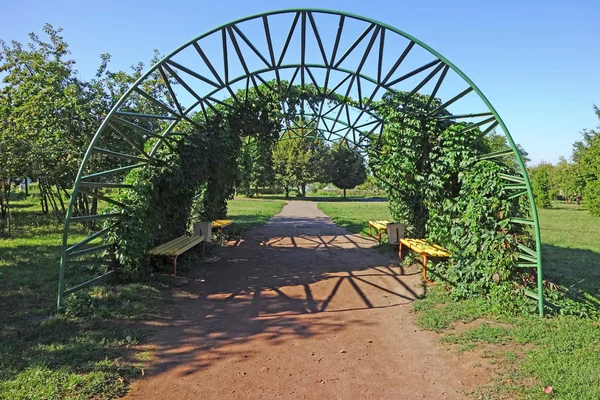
[544,386,553,394]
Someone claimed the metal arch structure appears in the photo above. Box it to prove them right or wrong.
[58,9,544,315]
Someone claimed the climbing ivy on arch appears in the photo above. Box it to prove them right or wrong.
[57,9,544,316]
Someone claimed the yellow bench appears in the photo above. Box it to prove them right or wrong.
[212,219,236,244]
[149,235,205,276]
[399,238,450,283]
[368,220,391,242]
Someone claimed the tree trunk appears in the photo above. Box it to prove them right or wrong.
[25,178,28,196]
[301,183,306,197]
[343,188,346,198]
[284,186,289,198]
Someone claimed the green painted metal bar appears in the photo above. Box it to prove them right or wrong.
[226,26,250,76]
[517,262,537,268]
[477,148,514,160]
[192,42,225,86]
[93,147,153,163]
[334,23,376,69]
[429,87,474,116]
[79,190,128,210]
[377,28,385,83]
[518,252,538,263]
[108,122,152,157]
[277,11,301,67]
[78,182,133,189]
[157,66,185,115]
[382,41,414,84]
[307,12,329,66]
[458,116,497,135]
[330,14,345,66]
[133,86,179,117]
[508,190,528,200]
[386,59,441,87]
[518,243,538,257]
[472,121,500,144]
[62,270,116,297]
[437,112,494,120]
[510,217,536,226]
[231,24,272,68]
[115,111,178,120]
[166,59,220,88]
[80,163,147,181]
[499,173,525,183]
[67,243,113,258]
[71,213,123,223]
[111,116,175,142]
[504,183,528,190]
[407,62,445,99]
[66,227,111,254]
[425,65,449,109]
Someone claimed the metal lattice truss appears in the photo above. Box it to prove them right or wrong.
[58,9,544,315]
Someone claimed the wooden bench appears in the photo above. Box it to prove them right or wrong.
[149,235,205,277]
[368,220,391,243]
[212,219,236,244]
[398,238,450,283]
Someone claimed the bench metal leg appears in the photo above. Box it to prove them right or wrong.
[421,255,434,284]
[173,255,179,277]
[398,241,403,260]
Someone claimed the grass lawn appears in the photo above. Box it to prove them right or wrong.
[227,198,286,234]
[317,201,391,237]
[0,193,285,399]
[318,200,600,399]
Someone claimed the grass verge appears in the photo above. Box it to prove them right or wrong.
[0,193,283,398]
[316,201,391,237]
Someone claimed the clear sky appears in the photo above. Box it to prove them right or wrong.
[2,0,598,165]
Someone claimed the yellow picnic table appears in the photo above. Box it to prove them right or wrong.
[368,220,391,242]
[399,238,450,283]
[149,235,205,276]
[212,219,236,244]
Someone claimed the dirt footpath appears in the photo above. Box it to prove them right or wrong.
[127,201,489,399]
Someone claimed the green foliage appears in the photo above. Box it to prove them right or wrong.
[272,119,332,197]
[0,193,165,399]
[368,91,533,302]
[530,163,553,208]
[584,179,600,216]
[330,141,367,197]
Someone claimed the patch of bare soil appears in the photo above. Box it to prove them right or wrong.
[127,201,491,399]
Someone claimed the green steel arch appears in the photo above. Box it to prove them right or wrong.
[58,9,544,315]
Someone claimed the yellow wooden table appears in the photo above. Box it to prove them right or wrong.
[212,219,236,244]
[149,235,205,276]
[368,220,391,242]
[399,238,450,283]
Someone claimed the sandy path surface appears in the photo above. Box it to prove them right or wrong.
[127,201,488,399]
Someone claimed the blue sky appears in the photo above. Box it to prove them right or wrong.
[2,0,598,165]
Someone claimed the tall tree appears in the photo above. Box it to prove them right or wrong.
[272,119,331,197]
[330,141,367,198]
[573,105,600,215]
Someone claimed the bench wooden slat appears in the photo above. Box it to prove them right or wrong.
[149,235,204,256]
[369,220,390,231]
[400,238,450,258]
[212,219,234,229]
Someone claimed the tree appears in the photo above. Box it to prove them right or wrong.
[272,119,331,197]
[330,141,367,198]
[530,163,553,208]
[573,105,600,215]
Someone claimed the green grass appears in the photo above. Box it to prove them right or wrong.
[316,201,391,236]
[0,191,172,399]
[411,202,600,399]
[317,199,600,399]
[227,198,286,234]
[0,192,286,399]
